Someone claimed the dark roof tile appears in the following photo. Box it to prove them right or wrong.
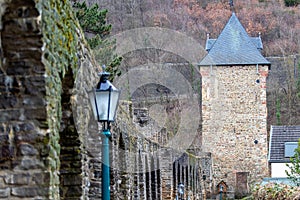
[268,125,300,163]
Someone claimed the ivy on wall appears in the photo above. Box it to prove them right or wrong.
[35,0,83,198]
[284,0,300,7]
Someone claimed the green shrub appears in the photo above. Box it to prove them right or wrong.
[73,1,122,81]
[249,183,300,200]
[284,0,300,7]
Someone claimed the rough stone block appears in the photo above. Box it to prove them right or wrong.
[19,143,38,156]
[20,76,46,95]
[12,122,35,133]
[18,157,45,170]
[63,174,82,186]
[7,58,43,75]
[0,134,8,141]
[32,172,50,185]
[4,173,29,185]
[65,186,82,197]
[0,110,21,122]
[6,61,31,75]
[0,176,4,187]
[5,50,42,61]
[3,17,41,35]
[11,186,48,197]
[0,145,14,162]
[22,96,46,107]
[0,95,18,109]
[14,131,43,145]
[24,108,47,120]
[0,126,5,134]
[0,188,9,198]
[60,154,81,162]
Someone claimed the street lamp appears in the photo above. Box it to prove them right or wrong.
[89,68,120,200]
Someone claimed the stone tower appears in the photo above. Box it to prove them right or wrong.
[199,13,270,197]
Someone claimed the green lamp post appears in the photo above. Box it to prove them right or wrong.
[89,68,120,200]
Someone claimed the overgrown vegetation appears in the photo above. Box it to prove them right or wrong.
[249,183,300,200]
[286,140,300,186]
[72,1,122,81]
[284,0,300,7]
[97,0,300,56]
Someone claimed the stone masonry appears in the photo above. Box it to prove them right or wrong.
[200,65,269,197]
[0,0,98,199]
[1,0,299,199]
[0,0,206,199]
[198,12,271,198]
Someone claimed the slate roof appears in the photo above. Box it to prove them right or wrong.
[199,13,270,66]
[205,37,262,52]
[250,36,263,50]
[268,126,300,163]
[205,38,216,51]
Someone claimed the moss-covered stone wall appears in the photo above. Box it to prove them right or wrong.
[0,0,95,198]
[37,0,81,198]
[0,0,206,199]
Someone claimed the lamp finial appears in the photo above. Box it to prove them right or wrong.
[98,64,110,77]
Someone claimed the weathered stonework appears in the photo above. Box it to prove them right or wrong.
[0,0,205,199]
[0,0,50,199]
[107,102,206,200]
[1,1,298,198]
[200,65,269,197]
[0,0,96,199]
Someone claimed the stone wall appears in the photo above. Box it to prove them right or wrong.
[106,102,206,200]
[0,0,52,198]
[200,65,269,198]
[0,0,97,199]
[0,0,205,199]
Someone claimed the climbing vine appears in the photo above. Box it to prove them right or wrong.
[286,139,300,186]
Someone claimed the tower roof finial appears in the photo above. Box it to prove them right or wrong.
[229,0,234,11]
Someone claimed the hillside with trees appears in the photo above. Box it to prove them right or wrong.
[81,0,300,57]
[74,0,300,125]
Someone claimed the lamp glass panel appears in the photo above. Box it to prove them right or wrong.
[89,89,110,121]
[108,90,120,121]
[94,90,110,121]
